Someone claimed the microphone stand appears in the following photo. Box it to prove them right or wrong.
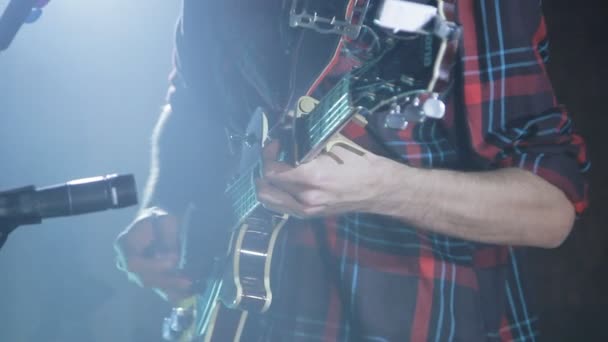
[0,0,39,52]
[0,175,138,252]
[0,186,41,251]
[0,220,18,251]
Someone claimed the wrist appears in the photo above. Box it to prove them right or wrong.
[364,156,422,216]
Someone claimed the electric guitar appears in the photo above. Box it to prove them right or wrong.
[161,0,460,340]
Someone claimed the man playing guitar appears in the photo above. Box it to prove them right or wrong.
[115,0,588,340]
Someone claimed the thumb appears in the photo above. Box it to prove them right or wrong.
[262,139,281,161]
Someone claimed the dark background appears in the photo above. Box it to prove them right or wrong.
[531,0,608,340]
[0,1,606,341]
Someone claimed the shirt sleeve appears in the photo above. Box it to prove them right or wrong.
[458,0,589,214]
[141,1,233,216]
[135,2,239,277]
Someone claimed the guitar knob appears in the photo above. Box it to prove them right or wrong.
[422,97,446,119]
[172,307,194,332]
[358,92,377,109]
[162,307,194,341]
[162,317,179,341]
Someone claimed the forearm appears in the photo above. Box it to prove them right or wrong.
[368,159,576,248]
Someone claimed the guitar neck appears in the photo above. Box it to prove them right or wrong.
[225,76,358,228]
[296,76,354,162]
[225,162,261,229]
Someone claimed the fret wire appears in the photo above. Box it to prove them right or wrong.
[306,49,384,133]
[239,198,258,224]
[312,106,350,145]
[310,103,347,146]
[233,180,257,217]
[231,189,250,216]
[311,104,352,146]
[226,159,260,196]
[229,172,257,221]
[227,179,246,205]
[308,94,350,143]
[230,51,389,225]
[315,100,351,139]
[307,91,350,138]
[233,193,257,226]
[311,104,350,146]
[226,160,261,212]
[307,77,351,127]
[308,79,384,147]
[233,191,252,215]
[228,172,252,200]
[235,199,248,223]
[310,78,350,127]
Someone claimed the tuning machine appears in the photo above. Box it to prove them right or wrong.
[162,306,194,341]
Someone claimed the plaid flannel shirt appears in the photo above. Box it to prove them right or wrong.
[153,0,589,341]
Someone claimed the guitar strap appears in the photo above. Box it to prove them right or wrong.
[429,0,461,96]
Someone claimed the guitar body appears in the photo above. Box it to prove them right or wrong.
[221,108,289,313]
[197,306,245,342]
[163,108,292,342]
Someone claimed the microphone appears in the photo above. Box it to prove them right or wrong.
[0,174,138,224]
[0,0,39,52]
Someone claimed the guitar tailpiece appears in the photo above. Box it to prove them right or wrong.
[288,0,372,40]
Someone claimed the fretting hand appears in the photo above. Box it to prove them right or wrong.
[256,140,394,219]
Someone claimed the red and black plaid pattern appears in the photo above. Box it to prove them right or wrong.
[163,0,589,341]
[246,1,588,341]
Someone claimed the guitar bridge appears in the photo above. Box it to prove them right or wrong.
[289,0,370,40]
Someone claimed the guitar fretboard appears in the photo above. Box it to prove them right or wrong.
[224,76,354,228]
[304,77,353,153]
[225,162,261,229]
[224,48,390,228]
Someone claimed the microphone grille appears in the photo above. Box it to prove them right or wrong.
[107,174,138,208]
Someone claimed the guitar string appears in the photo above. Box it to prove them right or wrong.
[310,99,351,147]
[230,87,362,224]
[229,49,395,223]
[303,51,379,126]
[307,89,350,142]
[230,81,382,222]
[305,51,388,144]
[232,90,351,222]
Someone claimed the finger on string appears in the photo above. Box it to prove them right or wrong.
[263,159,294,178]
[256,179,306,214]
[256,179,327,218]
[262,139,281,161]
[265,172,313,195]
[265,163,324,190]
